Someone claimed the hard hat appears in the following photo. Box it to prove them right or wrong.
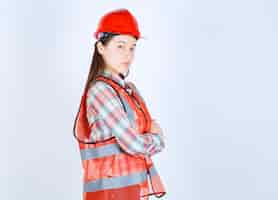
[94,8,143,40]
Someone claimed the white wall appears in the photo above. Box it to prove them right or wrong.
[2,0,278,199]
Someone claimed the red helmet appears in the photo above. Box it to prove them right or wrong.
[94,8,142,40]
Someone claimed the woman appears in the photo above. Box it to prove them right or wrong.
[73,8,166,200]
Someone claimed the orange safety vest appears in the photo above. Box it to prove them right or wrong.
[73,75,166,200]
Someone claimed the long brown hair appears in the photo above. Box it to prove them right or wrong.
[84,33,117,90]
[72,33,120,142]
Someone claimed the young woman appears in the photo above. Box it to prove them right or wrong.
[73,8,166,200]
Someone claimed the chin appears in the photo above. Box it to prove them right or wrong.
[120,67,129,73]
[119,70,129,77]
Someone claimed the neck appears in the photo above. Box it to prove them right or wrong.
[104,68,126,80]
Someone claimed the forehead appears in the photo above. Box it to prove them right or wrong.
[111,34,137,45]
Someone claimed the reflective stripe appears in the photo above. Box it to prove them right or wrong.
[84,169,148,192]
[121,96,135,123]
[149,165,158,177]
[80,143,123,160]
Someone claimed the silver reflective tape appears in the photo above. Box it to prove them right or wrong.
[80,143,123,160]
[83,170,148,192]
[148,165,158,177]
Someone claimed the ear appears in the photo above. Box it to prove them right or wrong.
[96,41,105,55]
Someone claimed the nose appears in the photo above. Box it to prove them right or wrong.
[123,49,132,61]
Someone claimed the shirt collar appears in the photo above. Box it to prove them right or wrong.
[100,68,126,88]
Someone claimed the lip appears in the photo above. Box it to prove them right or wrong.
[121,62,130,65]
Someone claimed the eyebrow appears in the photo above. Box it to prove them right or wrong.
[116,40,137,46]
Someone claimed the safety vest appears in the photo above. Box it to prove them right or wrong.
[73,75,166,200]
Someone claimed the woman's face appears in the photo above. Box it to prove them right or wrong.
[97,34,137,76]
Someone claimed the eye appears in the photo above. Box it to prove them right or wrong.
[117,45,123,48]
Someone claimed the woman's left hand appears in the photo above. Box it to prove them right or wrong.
[150,119,163,134]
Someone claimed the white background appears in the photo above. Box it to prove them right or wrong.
[1,0,278,200]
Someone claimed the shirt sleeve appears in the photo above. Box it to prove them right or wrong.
[126,81,166,152]
[86,81,165,157]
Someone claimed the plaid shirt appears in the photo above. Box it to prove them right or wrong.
[86,69,165,157]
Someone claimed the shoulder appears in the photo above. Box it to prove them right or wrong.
[87,81,117,97]
[86,80,120,107]
[126,81,136,90]
[126,81,141,94]
[126,81,143,96]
